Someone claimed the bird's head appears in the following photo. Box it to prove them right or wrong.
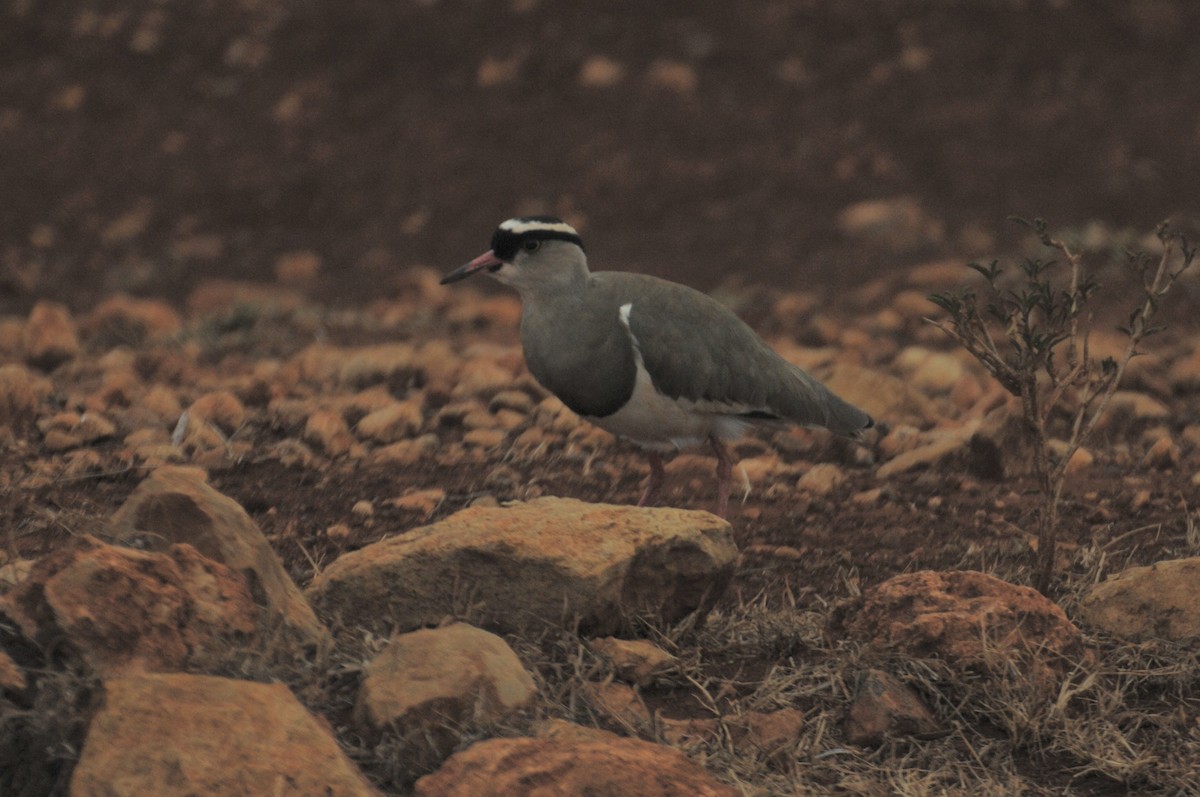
[440,216,588,292]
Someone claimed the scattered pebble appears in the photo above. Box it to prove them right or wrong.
[579,55,624,88]
[797,463,846,495]
[23,300,80,369]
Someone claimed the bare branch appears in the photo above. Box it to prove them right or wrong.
[927,219,1197,592]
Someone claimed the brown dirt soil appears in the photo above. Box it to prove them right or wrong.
[3,1,1200,313]
[3,2,1200,795]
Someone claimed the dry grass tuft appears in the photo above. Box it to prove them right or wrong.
[6,550,1199,795]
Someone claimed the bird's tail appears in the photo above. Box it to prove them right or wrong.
[785,364,874,438]
[821,388,874,438]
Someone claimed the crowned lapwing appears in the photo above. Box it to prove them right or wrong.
[440,216,873,518]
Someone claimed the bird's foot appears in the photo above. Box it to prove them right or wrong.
[637,451,666,507]
[710,436,733,519]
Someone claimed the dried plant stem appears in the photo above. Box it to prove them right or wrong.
[928,221,1195,592]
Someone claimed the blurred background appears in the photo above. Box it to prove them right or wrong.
[2,0,1198,315]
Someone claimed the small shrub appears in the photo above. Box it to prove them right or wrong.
[928,218,1195,591]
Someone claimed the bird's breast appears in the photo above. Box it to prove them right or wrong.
[520,302,638,419]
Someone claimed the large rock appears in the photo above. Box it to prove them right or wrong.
[1079,558,1200,641]
[355,623,536,740]
[0,535,256,674]
[306,498,737,636]
[412,736,738,797]
[838,570,1087,689]
[70,671,379,796]
[107,466,329,649]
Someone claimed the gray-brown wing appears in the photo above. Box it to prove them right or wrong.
[596,272,872,435]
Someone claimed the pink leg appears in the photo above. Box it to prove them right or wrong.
[710,436,733,519]
[637,451,665,507]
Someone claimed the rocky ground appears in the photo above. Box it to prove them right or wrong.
[4,1,1200,794]
[2,233,1200,794]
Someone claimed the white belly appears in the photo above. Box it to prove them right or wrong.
[584,355,750,452]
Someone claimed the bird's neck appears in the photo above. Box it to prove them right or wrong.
[512,262,590,305]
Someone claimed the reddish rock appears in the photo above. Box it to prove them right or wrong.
[0,363,52,426]
[306,498,737,637]
[1080,557,1200,641]
[817,363,938,427]
[62,448,104,478]
[23,300,80,369]
[389,488,446,516]
[533,395,580,434]
[839,570,1087,689]
[327,342,420,388]
[70,672,379,796]
[728,708,807,758]
[413,736,738,797]
[844,669,940,746]
[836,196,943,252]
[660,716,721,748]
[0,649,25,693]
[583,681,653,731]
[967,398,1042,480]
[876,421,978,479]
[83,294,182,345]
[1168,345,1200,392]
[177,417,228,459]
[186,390,246,435]
[0,317,23,355]
[451,355,520,400]
[737,453,785,486]
[37,411,117,451]
[895,346,966,394]
[107,466,329,649]
[1142,435,1181,470]
[371,435,438,466]
[0,535,256,674]
[796,462,846,495]
[463,427,507,449]
[141,384,183,423]
[488,389,535,415]
[579,55,625,87]
[87,365,141,411]
[662,708,805,759]
[186,278,305,317]
[446,296,522,330]
[274,249,322,286]
[532,718,622,744]
[646,59,698,94]
[338,384,398,418]
[304,408,355,457]
[1101,391,1170,425]
[589,637,676,687]
[355,623,536,741]
[355,397,424,442]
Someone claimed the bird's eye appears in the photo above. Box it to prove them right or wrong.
[522,240,541,252]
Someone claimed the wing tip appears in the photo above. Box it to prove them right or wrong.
[852,413,888,438]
